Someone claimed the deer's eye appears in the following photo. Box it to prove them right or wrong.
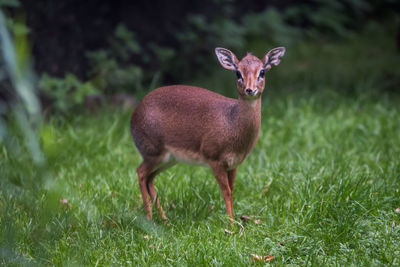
[258,69,265,79]
[236,70,242,80]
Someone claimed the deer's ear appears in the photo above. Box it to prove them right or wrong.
[263,47,285,71]
[215,47,239,71]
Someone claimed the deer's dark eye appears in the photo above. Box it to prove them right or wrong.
[236,70,242,80]
[258,69,265,79]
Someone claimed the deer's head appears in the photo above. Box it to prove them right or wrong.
[215,47,285,100]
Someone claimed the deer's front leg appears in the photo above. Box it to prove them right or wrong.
[210,163,233,220]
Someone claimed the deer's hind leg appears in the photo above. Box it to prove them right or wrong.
[137,153,176,220]
[146,172,167,220]
[137,161,156,220]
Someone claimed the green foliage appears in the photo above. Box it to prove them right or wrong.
[1,10,65,265]
[39,73,97,114]
[179,14,246,52]
[162,13,246,81]
[86,24,143,94]
[36,23,143,114]
[145,1,398,84]
[154,8,297,81]
[0,10,42,163]
[243,8,302,45]
[4,0,399,100]
[0,0,20,8]
[5,0,396,102]
[112,24,141,58]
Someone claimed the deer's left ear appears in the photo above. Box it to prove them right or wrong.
[263,47,285,71]
[215,47,239,71]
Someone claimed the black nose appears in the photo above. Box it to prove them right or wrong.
[245,88,252,95]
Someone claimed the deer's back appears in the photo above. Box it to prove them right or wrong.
[131,85,239,158]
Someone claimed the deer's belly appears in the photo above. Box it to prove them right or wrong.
[162,147,249,170]
[164,146,208,167]
[224,152,248,170]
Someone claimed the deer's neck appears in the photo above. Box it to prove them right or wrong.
[237,96,261,129]
[229,96,262,152]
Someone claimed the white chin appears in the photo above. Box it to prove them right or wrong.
[244,94,259,100]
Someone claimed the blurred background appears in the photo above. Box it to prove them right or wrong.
[1,0,399,114]
[1,0,400,265]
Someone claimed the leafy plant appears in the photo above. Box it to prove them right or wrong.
[242,8,302,45]
[86,24,143,94]
[39,73,97,114]
[0,0,20,8]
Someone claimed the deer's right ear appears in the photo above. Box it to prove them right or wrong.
[215,47,239,71]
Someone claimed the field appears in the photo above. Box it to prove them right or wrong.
[1,23,400,265]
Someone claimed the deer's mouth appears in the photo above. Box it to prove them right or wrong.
[244,89,259,99]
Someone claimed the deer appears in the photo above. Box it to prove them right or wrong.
[130,46,285,221]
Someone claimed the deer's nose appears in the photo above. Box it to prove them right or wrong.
[245,88,257,96]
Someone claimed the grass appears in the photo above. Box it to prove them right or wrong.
[1,89,400,266]
[1,22,400,266]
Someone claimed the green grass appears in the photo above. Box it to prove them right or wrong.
[1,22,400,266]
[1,89,400,266]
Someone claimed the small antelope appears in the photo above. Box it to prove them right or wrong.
[131,47,285,221]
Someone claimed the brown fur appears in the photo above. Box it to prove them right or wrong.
[130,47,285,221]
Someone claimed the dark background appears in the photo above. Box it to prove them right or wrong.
[1,0,400,113]
[19,1,399,78]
